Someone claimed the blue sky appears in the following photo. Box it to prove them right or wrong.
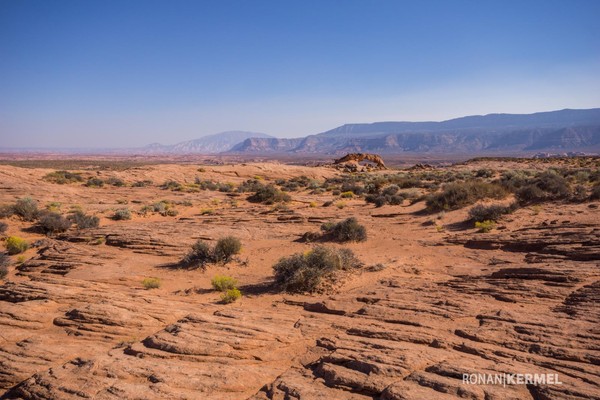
[1,0,599,147]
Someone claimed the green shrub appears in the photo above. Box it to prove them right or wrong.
[213,236,242,262]
[475,220,496,233]
[382,185,399,196]
[321,217,367,242]
[181,240,213,268]
[85,177,104,187]
[273,246,362,293]
[468,204,514,222]
[113,208,132,220]
[13,197,39,221]
[426,182,507,212]
[142,277,161,289]
[247,185,291,204]
[43,170,83,184]
[69,211,100,229]
[5,236,28,254]
[220,288,241,304]
[340,191,354,198]
[211,275,238,292]
[39,212,72,234]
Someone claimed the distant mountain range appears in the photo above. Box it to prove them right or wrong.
[140,131,274,154]
[229,108,600,155]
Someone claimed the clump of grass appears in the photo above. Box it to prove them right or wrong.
[85,177,104,188]
[13,197,39,221]
[69,211,100,229]
[180,236,242,268]
[426,182,507,212]
[106,177,126,187]
[320,217,367,242]
[273,245,362,293]
[220,288,241,304]
[38,212,72,234]
[247,184,291,204]
[132,179,153,187]
[309,201,317,208]
[468,203,515,222]
[5,236,28,255]
[142,277,161,289]
[213,236,242,263]
[211,275,238,292]
[43,170,83,184]
[336,201,346,209]
[113,208,132,220]
[475,220,496,233]
[340,191,354,198]
[160,180,184,191]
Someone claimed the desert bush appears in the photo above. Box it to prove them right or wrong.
[85,177,104,187]
[468,204,514,222]
[0,222,7,235]
[590,184,600,200]
[213,236,242,262]
[426,182,507,212]
[69,211,100,229]
[113,208,132,220]
[106,177,126,187]
[43,170,83,184]
[237,179,265,193]
[13,197,39,221]
[571,185,588,202]
[211,275,238,292]
[475,168,494,178]
[142,277,161,289]
[475,220,496,233]
[273,245,362,293]
[382,185,399,196]
[535,171,571,198]
[132,179,153,187]
[160,180,184,191]
[321,217,367,242]
[220,288,241,304]
[5,236,28,255]
[340,191,354,198]
[181,240,212,268]
[39,212,72,234]
[247,184,291,204]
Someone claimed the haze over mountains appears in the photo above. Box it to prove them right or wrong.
[139,108,600,155]
[230,108,600,155]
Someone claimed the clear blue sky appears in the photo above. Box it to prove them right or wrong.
[1,0,599,148]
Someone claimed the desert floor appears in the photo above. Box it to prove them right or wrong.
[0,158,598,399]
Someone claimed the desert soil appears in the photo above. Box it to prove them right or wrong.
[0,159,598,399]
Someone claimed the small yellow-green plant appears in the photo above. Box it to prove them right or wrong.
[200,208,215,215]
[336,201,346,209]
[435,224,445,232]
[309,201,317,208]
[475,220,496,233]
[142,277,161,289]
[220,288,242,304]
[530,205,542,215]
[211,275,238,292]
[340,191,354,198]
[46,202,62,212]
[5,236,28,255]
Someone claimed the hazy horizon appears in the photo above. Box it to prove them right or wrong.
[1,0,600,148]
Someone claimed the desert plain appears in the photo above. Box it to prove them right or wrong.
[0,156,599,400]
